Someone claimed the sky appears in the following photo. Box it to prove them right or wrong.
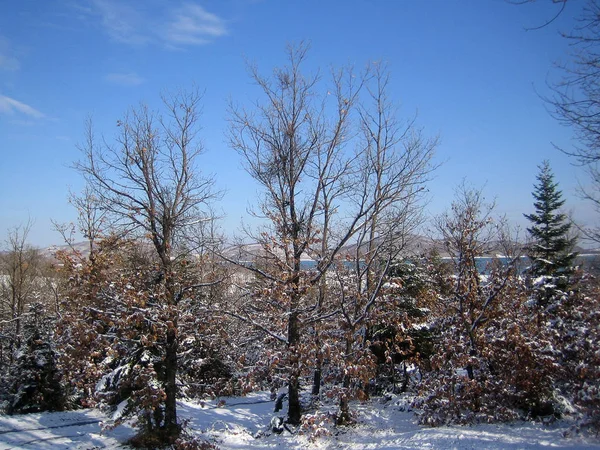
[0,0,593,247]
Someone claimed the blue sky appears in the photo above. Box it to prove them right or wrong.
[0,0,591,247]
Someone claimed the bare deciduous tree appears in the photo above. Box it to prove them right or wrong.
[227,44,437,425]
[0,220,42,363]
[433,183,521,379]
[74,89,218,440]
[227,44,362,425]
[334,62,437,423]
[514,0,600,240]
[541,1,600,241]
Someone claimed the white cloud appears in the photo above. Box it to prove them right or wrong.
[163,3,228,46]
[105,72,145,86]
[0,95,45,119]
[0,38,20,71]
[90,0,148,45]
[82,1,227,48]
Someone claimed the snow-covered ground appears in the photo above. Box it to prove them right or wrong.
[1,392,599,449]
[0,408,134,449]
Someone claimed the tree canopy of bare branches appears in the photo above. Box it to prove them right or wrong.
[74,89,218,440]
[0,221,42,363]
[522,0,600,240]
[227,43,437,424]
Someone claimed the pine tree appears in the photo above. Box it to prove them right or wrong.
[6,303,65,415]
[524,161,577,277]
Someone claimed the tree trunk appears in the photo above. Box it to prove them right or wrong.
[312,212,329,397]
[311,276,326,397]
[288,371,301,425]
[163,319,179,434]
[337,335,353,425]
[162,262,180,437]
[287,308,301,425]
[466,335,477,381]
[312,356,322,396]
[400,362,409,393]
[287,242,302,425]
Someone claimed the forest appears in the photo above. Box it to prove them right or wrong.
[1,28,600,450]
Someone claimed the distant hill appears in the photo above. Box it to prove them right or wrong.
[41,241,92,258]
[32,236,600,264]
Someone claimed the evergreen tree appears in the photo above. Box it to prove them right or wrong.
[6,303,65,415]
[524,161,577,277]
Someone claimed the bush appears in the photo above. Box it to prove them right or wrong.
[5,303,65,415]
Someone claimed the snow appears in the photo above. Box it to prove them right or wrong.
[0,408,135,449]
[112,400,128,422]
[0,392,599,449]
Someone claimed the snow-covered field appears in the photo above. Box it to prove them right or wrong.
[1,392,599,449]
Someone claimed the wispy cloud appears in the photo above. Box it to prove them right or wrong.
[90,0,148,45]
[82,1,227,48]
[163,3,228,46]
[0,37,20,71]
[105,72,145,86]
[0,95,45,118]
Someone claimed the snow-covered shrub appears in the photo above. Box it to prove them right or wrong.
[415,271,559,425]
[55,238,233,438]
[5,302,65,414]
[300,412,334,441]
[415,373,521,426]
[301,257,439,425]
[127,418,218,450]
[55,248,165,422]
[367,257,442,393]
[417,186,560,425]
[545,270,600,432]
[177,294,238,399]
